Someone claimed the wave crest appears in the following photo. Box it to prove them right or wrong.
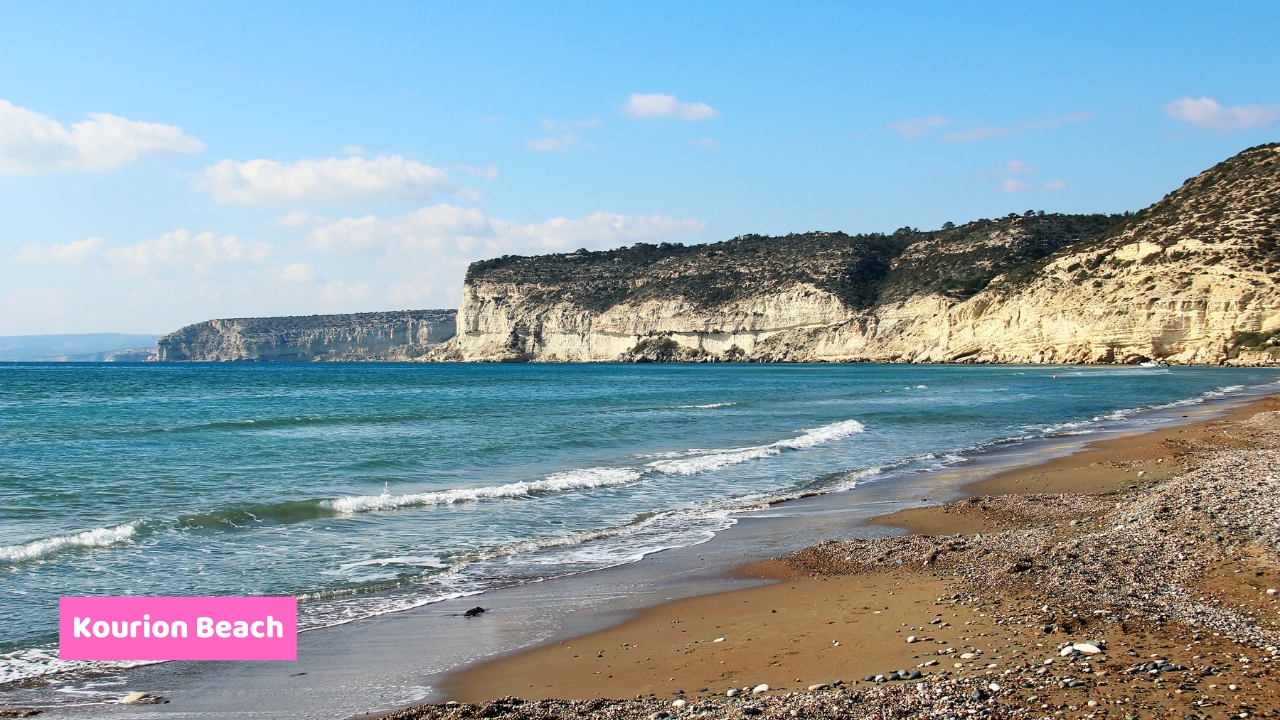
[648,419,865,475]
[0,523,140,565]
[323,467,643,514]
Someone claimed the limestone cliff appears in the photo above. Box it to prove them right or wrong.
[157,310,456,361]
[435,143,1280,365]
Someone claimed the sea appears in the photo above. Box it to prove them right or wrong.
[3,362,1279,693]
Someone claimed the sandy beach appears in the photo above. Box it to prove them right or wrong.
[383,394,1280,719]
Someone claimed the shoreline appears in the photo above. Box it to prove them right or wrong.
[422,392,1280,716]
[8,379,1279,718]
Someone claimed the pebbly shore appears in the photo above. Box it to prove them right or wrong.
[390,403,1280,719]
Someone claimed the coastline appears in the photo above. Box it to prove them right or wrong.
[425,393,1280,716]
[10,377,1280,718]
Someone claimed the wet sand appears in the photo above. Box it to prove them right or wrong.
[429,394,1280,717]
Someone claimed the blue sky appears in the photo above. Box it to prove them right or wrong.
[1,1,1277,334]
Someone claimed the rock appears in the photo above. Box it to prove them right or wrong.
[726,688,740,697]
[1072,643,1101,654]
[1268,589,1277,596]
[807,684,827,691]
[959,652,977,660]
[1059,646,1078,657]
[752,684,770,694]
[713,637,725,642]
[120,692,148,704]
[157,310,456,362]
[649,712,669,720]
[874,675,886,683]
[742,707,762,716]
[463,606,486,617]
[906,635,919,643]
[971,688,988,701]
[988,682,1001,692]
[907,670,922,680]
[671,699,687,708]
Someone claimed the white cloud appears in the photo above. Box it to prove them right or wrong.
[280,262,315,283]
[0,99,204,174]
[14,236,105,264]
[322,280,370,302]
[343,145,366,155]
[1000,178,1066,193]
[195,155,453,204]
[304,204,705,258]
[526,133,578,151]
[887,115,949,139]
[15,229,273,274]
[1162,97,1280,132]
[686,137,720,148]
[623,93,719,121]
[940,112,1092,143]
[456,164,500,179]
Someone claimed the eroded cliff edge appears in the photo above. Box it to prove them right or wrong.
[435,143,1280,364]
[157,310,456,361]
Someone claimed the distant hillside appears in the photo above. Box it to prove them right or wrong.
[0,333,160,362]
[156,311,456,361]
[437,143,1280,364]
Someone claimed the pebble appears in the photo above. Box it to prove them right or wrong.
[806,684,827,691]
[1072,643,1101,654]
[1268,589,1277,596]
[671,699,686,708]
[1059,646,1077,657]
[906,635,918,643]
[959,652,977,660]
[713,637,725,642]
[725,688,739,697]
[752,684,770,694]
[120,691,148,704]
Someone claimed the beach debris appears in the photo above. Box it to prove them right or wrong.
[462,607,486,617]
[751,684,770,694]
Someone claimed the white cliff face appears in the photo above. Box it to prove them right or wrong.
[437,145,1280,365]
[450,283,853,362]
[158,311,456,361]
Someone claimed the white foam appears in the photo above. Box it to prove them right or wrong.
[323,467,643,514]
[0,522,139,564]
[647,419,865,475]
[675,402,737,409]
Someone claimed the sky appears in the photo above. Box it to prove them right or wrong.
[1,2,1278,335]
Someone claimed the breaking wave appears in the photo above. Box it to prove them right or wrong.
[646,419,865,475]
[0,522,141,565]
[323,467,643,514]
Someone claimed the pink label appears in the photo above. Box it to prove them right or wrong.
[59,597,297,661]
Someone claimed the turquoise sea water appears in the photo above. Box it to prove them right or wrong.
[2,362,1278,683]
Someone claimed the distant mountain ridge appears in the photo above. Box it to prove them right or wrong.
[0,333,160,362]
[156,311,455,361]
[432,143,1280,365]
